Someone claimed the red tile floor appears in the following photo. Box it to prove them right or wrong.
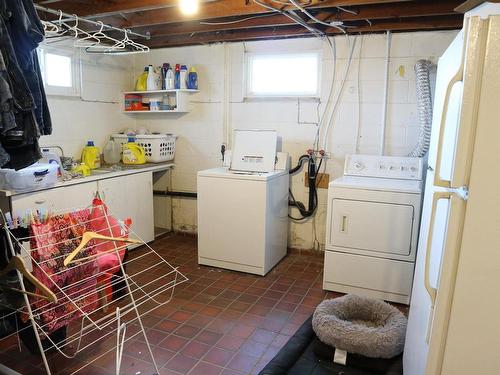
[0,233,399,375]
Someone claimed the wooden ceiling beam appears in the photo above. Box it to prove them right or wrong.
[131,0,460,38]
[146,14,463,48]
[43,0,415,28]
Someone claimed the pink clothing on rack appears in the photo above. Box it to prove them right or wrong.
[27,209,99,334]
[90,198,131,274]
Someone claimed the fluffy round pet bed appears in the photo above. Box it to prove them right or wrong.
[312,294,407,359]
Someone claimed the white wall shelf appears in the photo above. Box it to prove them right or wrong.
[123,89,199,113]
[123,89,199,95]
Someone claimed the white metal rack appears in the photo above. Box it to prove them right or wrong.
[0,201,187,375]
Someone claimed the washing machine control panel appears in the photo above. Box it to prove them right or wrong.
[344,154,423,180]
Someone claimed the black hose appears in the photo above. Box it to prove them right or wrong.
[288,154,322,220]
[289,154,310,175]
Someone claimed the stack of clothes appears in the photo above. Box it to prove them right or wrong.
[0,0,51,170]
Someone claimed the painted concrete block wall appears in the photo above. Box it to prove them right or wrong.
[134,31,457,249]
[40,46,135,159]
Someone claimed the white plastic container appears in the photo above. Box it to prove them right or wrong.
[112,133,177,163]
[0,163,58,191]
[103,138,121,165]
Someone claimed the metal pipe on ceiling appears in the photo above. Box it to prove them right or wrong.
[34,4,151,39]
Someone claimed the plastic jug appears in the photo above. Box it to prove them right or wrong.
[81,141,101,169]
[122,137,146,165]
[146,65,156,91]
[103,138,121,165]
[40,148,62,176]
[135,67,148,91]
[165,65,174,89]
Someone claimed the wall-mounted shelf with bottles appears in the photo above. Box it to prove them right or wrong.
[123,89,199,114]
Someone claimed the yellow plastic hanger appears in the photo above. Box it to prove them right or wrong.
[64,231,142,266]
[0,256,57,303]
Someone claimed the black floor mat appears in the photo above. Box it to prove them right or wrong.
[259,316,403,375]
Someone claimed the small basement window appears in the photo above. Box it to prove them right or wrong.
[245,52,320,98]
[38,47,81,96]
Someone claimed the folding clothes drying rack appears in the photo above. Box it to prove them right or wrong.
[0,203,188,375]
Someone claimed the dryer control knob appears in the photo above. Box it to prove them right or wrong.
[354,162,363,170]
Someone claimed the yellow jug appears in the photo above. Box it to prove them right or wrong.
[81,141,101,169]
[135,68,148,91]
[122,138,146,165]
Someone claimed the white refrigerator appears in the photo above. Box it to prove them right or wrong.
[404,4,500,375]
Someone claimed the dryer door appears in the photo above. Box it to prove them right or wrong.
[329,198,415,256]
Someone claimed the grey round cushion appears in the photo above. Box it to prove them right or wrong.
[312,294,407,359]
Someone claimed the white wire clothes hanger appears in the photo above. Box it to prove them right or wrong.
[85,28,150,55]
[35,5,151,55]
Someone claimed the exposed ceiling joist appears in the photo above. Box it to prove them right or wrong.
[132,0,460,38]
[147,14,464,48]
[36,0,465,49]
[44,0,414,28]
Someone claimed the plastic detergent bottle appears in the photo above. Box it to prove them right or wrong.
[165,64,174,89]
[146,65,156,91]
[180,65,188,89]
[103,137,121,165]
[188,67,198,90]
[161,63,168,90]
[81,141,101,169]
[135,67,148,91]
[174,64,181,89]
[122,137,146,165]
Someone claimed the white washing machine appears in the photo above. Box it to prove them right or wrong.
[197,130,289,276]
[324,154,424,304]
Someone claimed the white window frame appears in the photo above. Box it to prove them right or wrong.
[244,51,321,99]
[38,46,81,97]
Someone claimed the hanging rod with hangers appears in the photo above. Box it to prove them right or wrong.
[34,4,151,40]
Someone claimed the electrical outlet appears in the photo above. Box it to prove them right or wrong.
[305,173,330,189]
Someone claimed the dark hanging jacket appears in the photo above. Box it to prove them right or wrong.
[0,0,52,170]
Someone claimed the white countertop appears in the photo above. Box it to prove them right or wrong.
[0,162,174,197]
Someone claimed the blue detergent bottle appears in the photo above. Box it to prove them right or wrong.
[174,64,181,89]
[188,67,198,90]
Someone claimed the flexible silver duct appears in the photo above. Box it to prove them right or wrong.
[409,60,433,157]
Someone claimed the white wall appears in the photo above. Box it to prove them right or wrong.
[40,47,135,159]
[133,30,457,250]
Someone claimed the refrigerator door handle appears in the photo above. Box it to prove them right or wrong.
[424,189,468,311]
[433,31,467,189]
[424,191,452,309]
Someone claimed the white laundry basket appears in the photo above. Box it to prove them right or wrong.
[112,134,177,163]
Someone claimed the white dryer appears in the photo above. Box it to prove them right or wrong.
[324,154,424,304]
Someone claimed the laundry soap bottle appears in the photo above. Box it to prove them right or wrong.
[81,141,101,169]
[103,137,121,165]
[180,65,188,89]
[174,64,181,89]
[165,64,174,89]
[135,67,148,91]
[146,65,157,91]
[122,137,146,165]
[188,67,198,90]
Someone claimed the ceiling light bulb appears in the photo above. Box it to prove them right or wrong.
[179,0,199,16]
